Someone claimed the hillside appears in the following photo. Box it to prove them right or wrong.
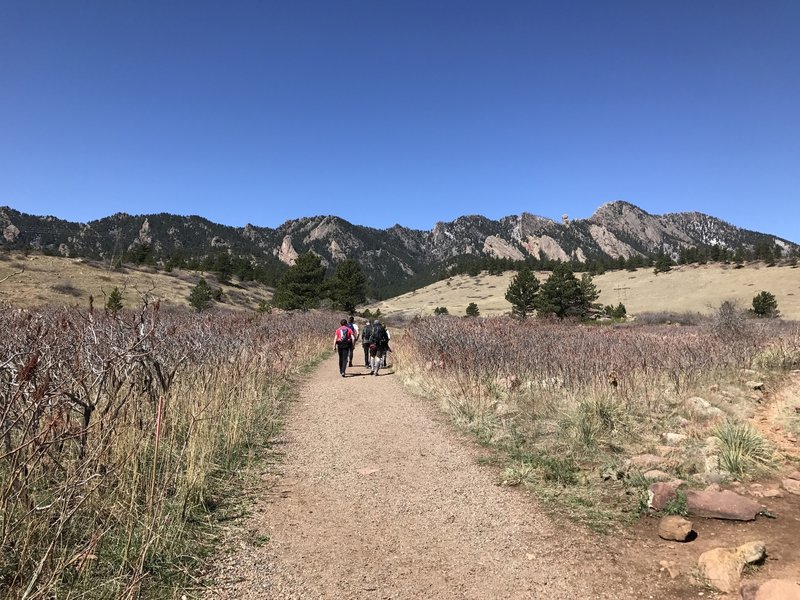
[2,202,797,298]
[370,262,800,321]
[0,253,272,311]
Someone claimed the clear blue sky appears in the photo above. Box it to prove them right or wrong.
[1,1,798,242]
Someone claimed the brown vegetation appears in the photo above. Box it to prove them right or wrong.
[0,303,335,598]
[397,315,800,529]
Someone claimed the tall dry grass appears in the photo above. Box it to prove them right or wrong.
[397,315,799,527]
[0,302,335,599]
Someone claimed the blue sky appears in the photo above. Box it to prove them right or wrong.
[1,1,798,242]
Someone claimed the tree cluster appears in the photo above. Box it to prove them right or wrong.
[505,264,600,319]
[271,253,368,313]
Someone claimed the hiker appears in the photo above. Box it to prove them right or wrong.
[346,316,359,367]
[382,325,392,368]
[334,319,353,377]
[369,320,390,376]
[361,319,373,367]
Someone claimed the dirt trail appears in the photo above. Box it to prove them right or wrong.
[203,355,688,599]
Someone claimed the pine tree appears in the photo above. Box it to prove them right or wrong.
[330,259,367,314]
[189,278,213,312]
[106,287,124,313]
[465,302,480,317]
[504,267,540,319]
[579,273,600,314]
[751,291,779,318]
[272,252,326,310]
[535,263,585,319]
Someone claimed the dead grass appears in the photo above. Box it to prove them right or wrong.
[371,262,800,320]
[396,315,800,529]
[0,254,273,311]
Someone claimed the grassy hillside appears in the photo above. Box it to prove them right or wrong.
[370,262,800,320]
[0,253,272,311]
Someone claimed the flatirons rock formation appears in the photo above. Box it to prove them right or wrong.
[1,201,796,294]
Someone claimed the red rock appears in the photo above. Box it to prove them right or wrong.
[741,579,800,600]
[649,480,684,510]
[686,489,762,521]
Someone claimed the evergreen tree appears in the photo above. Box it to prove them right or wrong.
[330,259,367,314]
[535,263,585,319]
[465,302,480,317]
[751,291,779,318]
[106,287,124,313]
[505,267,540,319]
[189,278,213,312]
[653,253,674,274]
[578,272,600,313]
[272,252,326,310]
[433,306,449,315]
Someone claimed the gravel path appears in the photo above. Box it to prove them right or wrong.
[204,355,654,599]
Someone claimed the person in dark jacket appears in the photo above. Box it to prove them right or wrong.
[361,319,373,367]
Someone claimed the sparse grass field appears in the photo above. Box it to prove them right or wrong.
[371,262,800,320]
[0,253,273,311]
[396,314,800,530]
[0,304,335,599]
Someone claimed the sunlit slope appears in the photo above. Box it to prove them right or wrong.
[0,254,272,311]
[371,263,800,320]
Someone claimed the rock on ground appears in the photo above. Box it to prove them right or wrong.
[686,489,763,521]
[697,541,766,593]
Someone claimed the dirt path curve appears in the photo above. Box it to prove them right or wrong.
[204,355,661,599]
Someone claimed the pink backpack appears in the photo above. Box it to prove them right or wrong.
[336,326,352,344]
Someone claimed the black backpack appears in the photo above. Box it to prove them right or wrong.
[362,324,373,344]
[372,324,388,348]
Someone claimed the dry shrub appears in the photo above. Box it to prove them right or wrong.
[399,315,799,525]
[0,303,335,598]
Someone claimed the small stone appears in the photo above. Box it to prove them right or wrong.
[737,540,766,564]
[746,381,765,391]
[662,432,688,445]
[644,469,671,481]
[762,489,783,498]
[782,478,800,496]
[787,470,800,481]
[659,559,680,579]
[658,515,694,542]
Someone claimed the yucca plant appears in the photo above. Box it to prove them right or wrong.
[713,421,775,478]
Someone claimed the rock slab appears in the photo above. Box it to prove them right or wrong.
[686,489,762,521]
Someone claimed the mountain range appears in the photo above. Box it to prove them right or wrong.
[1,201,796,297]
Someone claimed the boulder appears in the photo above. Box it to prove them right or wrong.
[746,380,765,391]
[741,579,800,600]
[782,478,800,496]
[697,541,766,593]
[649,480,684,510]
[686,489,762,521]
[686,396,725,420]
[662,432,687,445]
[657,515,694,541]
